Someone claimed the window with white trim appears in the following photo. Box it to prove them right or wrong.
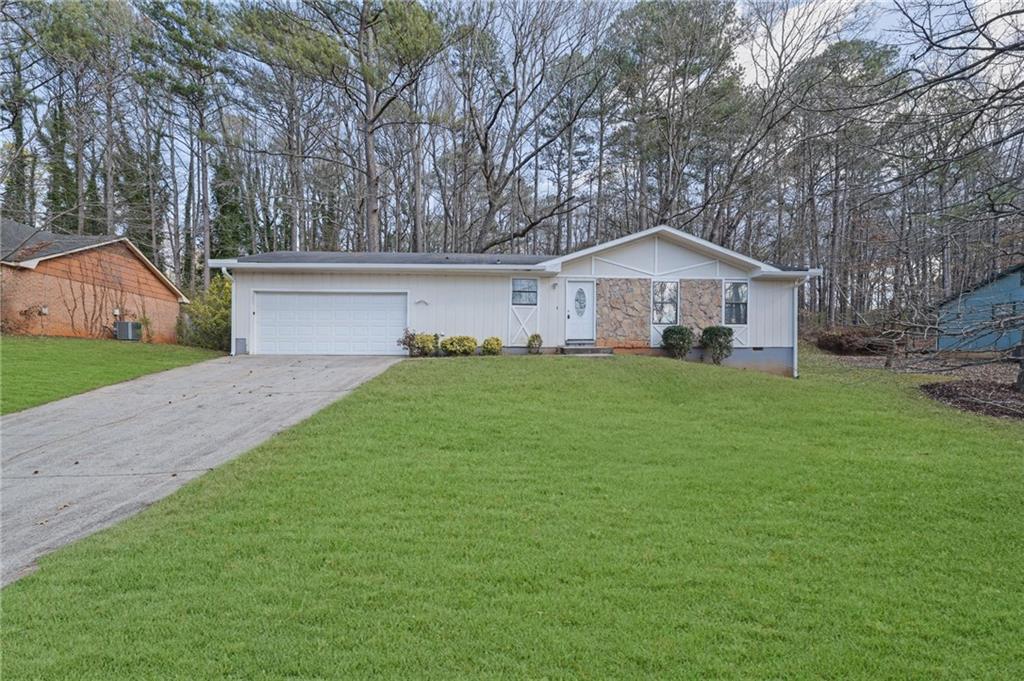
[724,282,748,325]
[511,278,538,306]
[652,281,678,325]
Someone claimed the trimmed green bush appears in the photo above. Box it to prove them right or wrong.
[418,334,439,357]
[700,325,734,365]
[397,329,438,357]
[481,337,503,355]
[178,275,231,351]
[440,335,477,356]
[661,325,695,359]
[526,333,543,354]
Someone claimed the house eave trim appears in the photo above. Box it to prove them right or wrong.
[209,259,560,275]
[542,225,779,272]
[751,268,822,281]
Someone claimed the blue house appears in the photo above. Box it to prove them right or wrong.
[937,264,1023,353]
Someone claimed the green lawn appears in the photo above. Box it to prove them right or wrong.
[2,351,1022,679]
[0,335,221,414]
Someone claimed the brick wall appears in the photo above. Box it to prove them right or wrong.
[1,242,181,343]
[596,278,650,348]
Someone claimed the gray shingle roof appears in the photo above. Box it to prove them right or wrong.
[1,218,122,262]
[936,262,1024,308]
[236,251,552,266]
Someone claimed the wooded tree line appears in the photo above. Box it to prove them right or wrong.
[2,0,1022,331]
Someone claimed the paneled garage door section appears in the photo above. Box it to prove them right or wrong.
[254,292,407,355]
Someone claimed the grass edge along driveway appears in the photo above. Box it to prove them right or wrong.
[0,335,221,414]
[3,351,1022,679]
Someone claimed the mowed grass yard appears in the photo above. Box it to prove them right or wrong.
[0,336,221,413]
[3,350,1022,679]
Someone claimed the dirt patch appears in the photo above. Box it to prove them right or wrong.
[920,381,1024,420]
[834,354,1019,383]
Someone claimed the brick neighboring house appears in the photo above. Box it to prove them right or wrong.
[1,218,188,343]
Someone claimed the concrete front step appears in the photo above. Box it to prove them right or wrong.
[558,345,614,355]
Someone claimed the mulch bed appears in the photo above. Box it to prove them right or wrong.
[920,381,1024,420]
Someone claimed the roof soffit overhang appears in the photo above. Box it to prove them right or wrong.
[209,260,561,276]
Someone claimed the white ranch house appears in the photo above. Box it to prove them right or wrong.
[211,226,820,376]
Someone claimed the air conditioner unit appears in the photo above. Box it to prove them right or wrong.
[114,321,142,341]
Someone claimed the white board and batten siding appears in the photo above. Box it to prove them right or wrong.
[232,271,563,353]
[226,229,805,374]
[747,280,795,348]
[555,235,796,348]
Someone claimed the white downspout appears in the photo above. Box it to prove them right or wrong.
[792,282,800,378]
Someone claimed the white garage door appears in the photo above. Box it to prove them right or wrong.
[254,292,407,355]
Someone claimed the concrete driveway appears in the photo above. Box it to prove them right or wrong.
[1,355,400,585]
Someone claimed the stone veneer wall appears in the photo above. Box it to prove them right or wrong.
[596,278,651,348]
[680,279,721,333]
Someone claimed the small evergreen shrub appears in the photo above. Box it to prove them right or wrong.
[526,333,543,354]
[481,337,503,355]
[661,325,694,359]
[700,325,734,365]
[398,329,437,357]
[179,275,231,351]
[440,335,477,356]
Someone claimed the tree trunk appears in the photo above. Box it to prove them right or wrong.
[75,85,85,235]
[412,97,425,252]
[565,125,575,252]
[360,0,381,252]
[183,134,195,291]
[595,101,606,243]
[168,124,182,283]
[199,108,211,287]
[147,112,159,266]
[105,84,115,235]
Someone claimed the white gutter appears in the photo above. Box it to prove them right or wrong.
[792,283,799,378]
[782,269,821,378]
[208,259,559,275]
[753,268,823,281]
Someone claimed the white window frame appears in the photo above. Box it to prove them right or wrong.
[722,280,749,327]
[650,278,680,348]
[511,277,539,306]
[651,280,679,326]
[508,277,540,346]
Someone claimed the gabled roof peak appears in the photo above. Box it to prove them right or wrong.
[541,224,780,272]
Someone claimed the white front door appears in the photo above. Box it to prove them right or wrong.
[565,280,596,342]
[254,291,407,355]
